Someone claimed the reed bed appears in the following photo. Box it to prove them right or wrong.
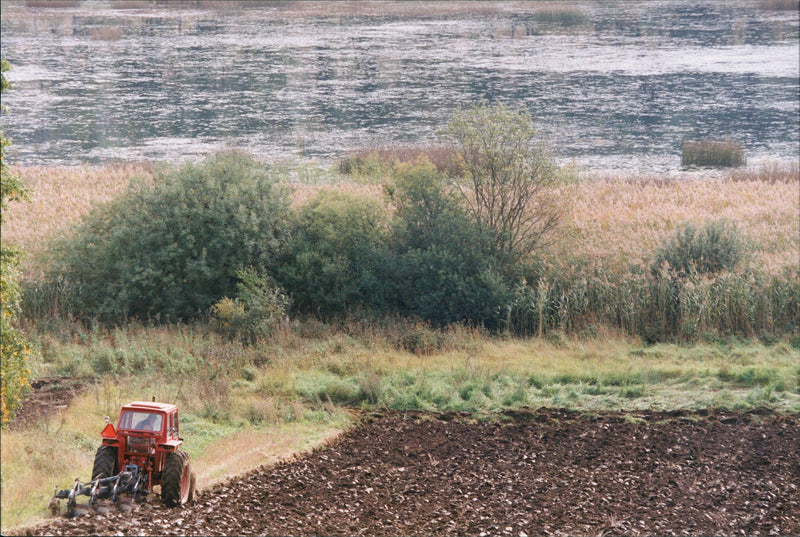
[338,145,460,179]
[681,139,746,168]
[532,5,587,26]
[728,160,799,184]
[553,173,799,275]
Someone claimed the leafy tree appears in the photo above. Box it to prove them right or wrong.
[388,159,510,327]
[1,59,31,426]
[443,102,562,268]
[279,190,391,317]
[51,152,292,322]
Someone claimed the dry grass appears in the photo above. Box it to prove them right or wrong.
[552,170,799,275]
[1,164,152,277]
[728,160,799,184]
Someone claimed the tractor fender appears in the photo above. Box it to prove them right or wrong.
[158,440,183,452]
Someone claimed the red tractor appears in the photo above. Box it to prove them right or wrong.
[52,401,196,517]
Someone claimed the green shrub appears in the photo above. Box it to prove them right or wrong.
[278,190,391,318]
[211,267,290,344]
[651,219,747,278]
[443,102,561,268]
[49,152,291,323]
[682,139,745,168]
[388,159,511,327]
[397,321,445,355]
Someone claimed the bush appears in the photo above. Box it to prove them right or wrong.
[1,248,31,425]
[278,190,391,318]
[50,152,291,323]
[389,159,510,327]
[211,267,290,344]
[651,219,748,278]
[682,139,745,168]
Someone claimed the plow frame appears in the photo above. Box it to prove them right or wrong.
[53,464,149,517]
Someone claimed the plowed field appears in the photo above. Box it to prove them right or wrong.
[14,409,800,537]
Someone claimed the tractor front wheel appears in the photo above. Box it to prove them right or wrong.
[161,449,194,507]
[92,445,118,480]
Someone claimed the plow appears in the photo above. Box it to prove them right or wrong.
[50,401,196,517]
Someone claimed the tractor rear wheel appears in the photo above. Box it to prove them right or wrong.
[91,445,118,480]
[161,449,193,507]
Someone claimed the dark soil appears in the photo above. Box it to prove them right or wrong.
[13,409,800,537]
[9,377,88,430]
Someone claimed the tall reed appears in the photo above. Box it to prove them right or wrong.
[682,139,746,168]
[508,260,799,342]
[532,6,587,26]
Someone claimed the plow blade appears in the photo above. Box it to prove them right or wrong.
[51,465,148,517]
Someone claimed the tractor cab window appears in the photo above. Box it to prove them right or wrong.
[119,411,163,432]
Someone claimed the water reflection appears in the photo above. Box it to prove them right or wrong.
[0,1,797,170]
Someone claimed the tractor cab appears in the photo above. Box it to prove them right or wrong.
[113,401,179,437]
[101,402,183,484]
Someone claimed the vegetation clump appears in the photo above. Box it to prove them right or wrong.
[278,189,391,318]
[19,105,800,344]
[651,219,747,278]
[387,159,510,327]
[211,267,290,344]
[758,0,799,10]
[50,152,292,323]
[682,139,746,168]
[532,7,587,26]
[338,145,460,179]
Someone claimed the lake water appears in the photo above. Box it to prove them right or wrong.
[1,1,798,172]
